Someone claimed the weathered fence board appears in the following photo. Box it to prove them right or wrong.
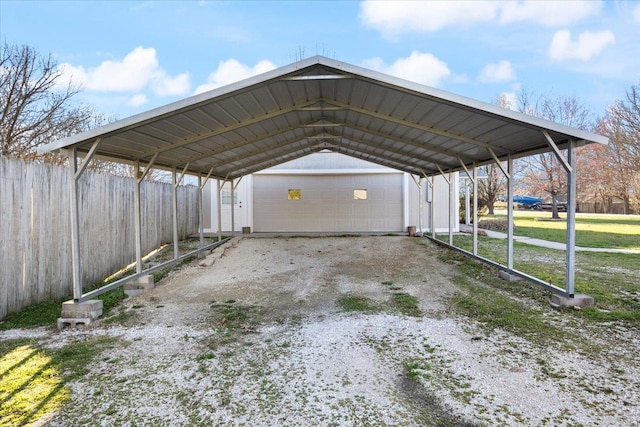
[0,157,199,319]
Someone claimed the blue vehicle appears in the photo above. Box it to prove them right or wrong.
[511,195,543,208]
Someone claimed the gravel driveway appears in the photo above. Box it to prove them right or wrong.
[16,236,640,426]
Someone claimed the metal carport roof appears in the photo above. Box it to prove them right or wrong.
[38,55,607,179]
[40,55,608,309]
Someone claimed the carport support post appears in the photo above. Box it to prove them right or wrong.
[473,163,478,256]
[216,179,222,242]
[507,156,514,270]
[198,174,204,252]
[448,171,454,246]
[68,148,82,301]
[230,179,235,235]
[172,168,179,259]
[410,174,423,234]
[431,176,436,238]
[465,180,471,226]
[566,141,577,297]
[134,161,143,273]
[417,177,423,234]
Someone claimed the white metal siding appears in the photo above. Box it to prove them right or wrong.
[253,174,403,232]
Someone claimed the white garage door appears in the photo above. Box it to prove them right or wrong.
[253,174,403,232]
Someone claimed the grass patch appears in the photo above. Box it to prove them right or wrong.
[488,210,640,249]
[0,336,117,426]
[0,240,202,330]
[206,301,264,350]
[337,295,378,313]
[0,300,62,330]
[448,274,553,342]
[437,232,640,323]
[389,293,422,317]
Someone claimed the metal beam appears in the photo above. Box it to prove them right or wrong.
[472,163,478,255]
[198,174,204,252]
[542,131,572,173]
[174,162,191,188]
[197,132,318,170]
[487,147,509,179]
[74,138,102,180]
[334,133,443,171]
[137,100,320,159]
[175,121,317,166]
[431,175,436,238]
[216,179,222,241]
[134,161,143,274]
[282,74,353,81]
[410,174,424,234]
[172,169,179,259]
[68,148,82,301]
[137,152,159,183]
[566,140,577,296]
[342,123,473,164]
[200,166,215,189]
[426,236,568,295]
[436,164,450,185]
[323,99,515,153]
[79,238,231,302]
[507,157,514,269]
[327,146,424,176]
[448,171,454,246]
[215,139,325,178]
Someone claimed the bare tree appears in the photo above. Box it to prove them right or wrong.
[477,163,506,215]
[593,86,640,213]
[0,42,96,160]
[515,89,594,218]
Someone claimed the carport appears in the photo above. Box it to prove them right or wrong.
[39,56,607,310]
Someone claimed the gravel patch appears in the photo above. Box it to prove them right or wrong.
[4,236,640,426]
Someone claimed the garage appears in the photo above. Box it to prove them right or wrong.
[253,172,403,232]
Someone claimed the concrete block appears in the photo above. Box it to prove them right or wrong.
[61,299,103,319]
[124,275,155,298]
[57,317,92,329]
[499,271,522,283]
[551,293,595,308]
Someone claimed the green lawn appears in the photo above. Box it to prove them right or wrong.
[486,210,640,250]
[436,233,640,321]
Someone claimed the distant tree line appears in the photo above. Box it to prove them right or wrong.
[0,41,170,181]
[473,87,640,216]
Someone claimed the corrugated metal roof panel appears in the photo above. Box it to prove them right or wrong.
[38,56,608,179]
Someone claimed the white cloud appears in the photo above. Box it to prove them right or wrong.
[478,60,516,83]
[58,46,191,96]
[359,1,498,37]
[359,0,603,36]
[549,30,615,61]
[498,1,602,26]
[634,3,640,22]
[128,93,148,107]
[151,72,191,96]
[362,51,451,87]
[194,59,277,94]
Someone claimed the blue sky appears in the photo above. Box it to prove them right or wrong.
[2,0,639,123]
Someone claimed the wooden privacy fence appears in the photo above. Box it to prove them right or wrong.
[0,157,200,320]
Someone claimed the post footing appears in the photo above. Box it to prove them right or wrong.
[499,271,522,283]
[124,274,155,298]
[550,293,595,309]
[58,299,103,329]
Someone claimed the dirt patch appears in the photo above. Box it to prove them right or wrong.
[6,236,640,426]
